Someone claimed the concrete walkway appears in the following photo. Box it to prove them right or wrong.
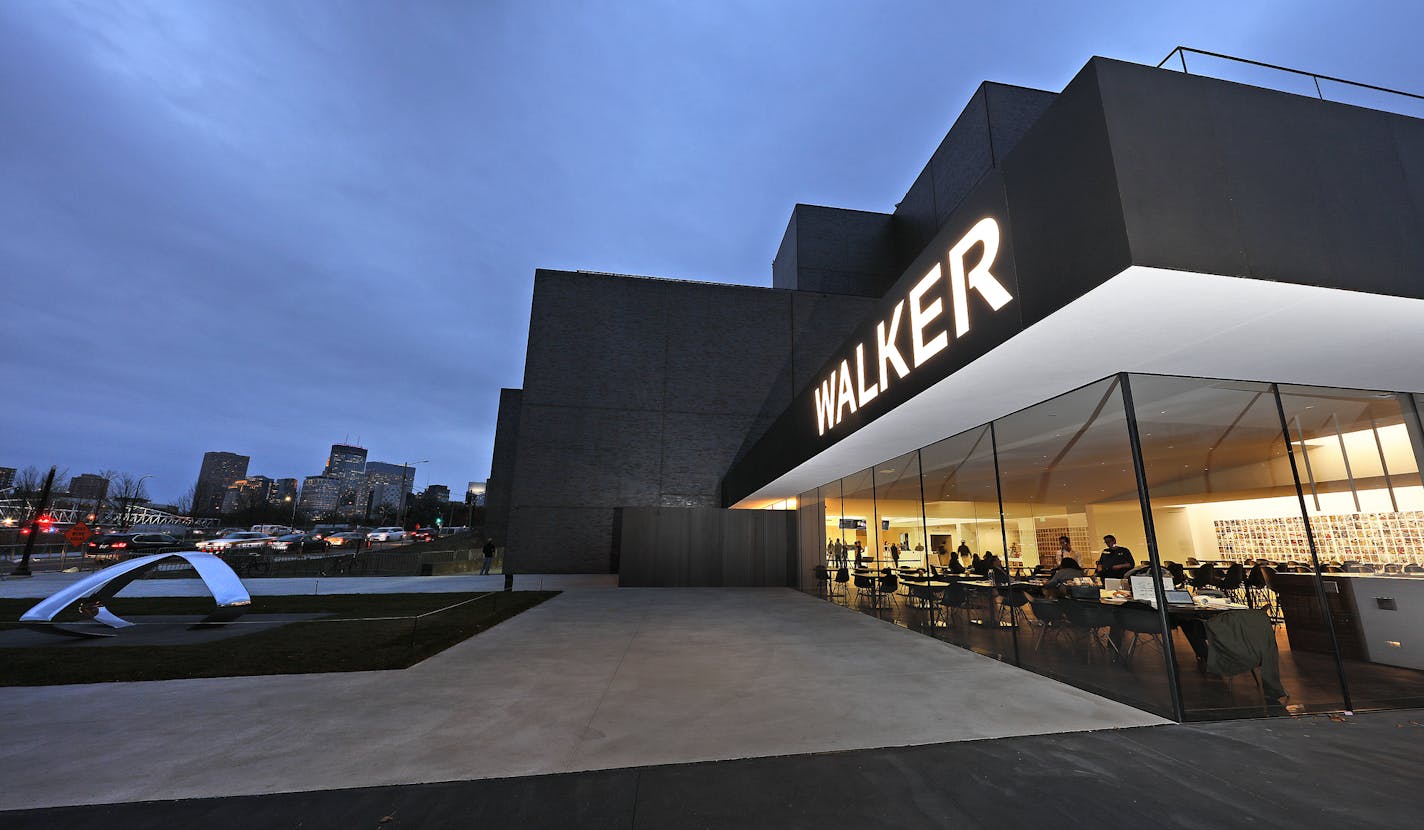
[0,587,1164,811]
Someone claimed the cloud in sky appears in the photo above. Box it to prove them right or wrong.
[2,0,1421,501]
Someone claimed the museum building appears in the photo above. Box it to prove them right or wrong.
[487,53,1424,720]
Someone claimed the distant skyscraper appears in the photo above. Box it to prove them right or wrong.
[0,467,15,491]
[220,476,274,515]
[298,475,341,520]
[68,473,109,501]
[271,478,299,507]
[366,462,415,514]
[196,451,249,517]
[423,484,451,503]
[324,444,368,518]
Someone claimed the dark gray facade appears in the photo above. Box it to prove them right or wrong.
[483,387,522,548]
[616,507,795,587]
[497,271,873,572]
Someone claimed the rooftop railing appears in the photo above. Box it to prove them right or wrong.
[1156,47,1424,120]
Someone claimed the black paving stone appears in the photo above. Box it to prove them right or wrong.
[5,711,1421,830]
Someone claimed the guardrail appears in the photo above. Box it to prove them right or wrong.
[1156,46,1424,119]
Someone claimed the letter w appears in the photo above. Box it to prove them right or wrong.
[814,372,837,436]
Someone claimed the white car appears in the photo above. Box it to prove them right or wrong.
[366,527,406,542]
[196,531,274,551]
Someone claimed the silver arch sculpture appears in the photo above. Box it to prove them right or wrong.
[20,551,251,638]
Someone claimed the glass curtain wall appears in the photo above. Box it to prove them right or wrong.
[1277,385,1424,711]
[1128,375,1344,718]
[796,372,1424,720]
[996,376,1175,717]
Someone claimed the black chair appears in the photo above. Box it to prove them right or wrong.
[1190,564,1219,590]
[939,582,969,629]
[998,583,1033,628]
[878,573,900,610]
[853,573,877,607]
[833,566,850,600]
[1166,562,1188,589]
[1027,598,1067,650]
[1060,600,1118,663]
[813,565,831,597]
[1116,603,1165,666]
[1220,563,1246,603]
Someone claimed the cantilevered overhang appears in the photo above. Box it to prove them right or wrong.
[730,266,1424,507]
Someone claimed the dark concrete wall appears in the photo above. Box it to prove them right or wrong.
[483,388,522,547]
[616,506,795,587]
[771,205,899,297]
[893,83,1058,265]
[505,271,871,572]
[1094,57,1424,300]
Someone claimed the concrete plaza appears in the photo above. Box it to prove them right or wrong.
[0,584,1163,811]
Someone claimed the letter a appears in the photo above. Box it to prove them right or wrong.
[835,359,858,424]
[949,217,1013,338]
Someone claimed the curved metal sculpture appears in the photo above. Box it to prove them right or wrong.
[20,551,251,638]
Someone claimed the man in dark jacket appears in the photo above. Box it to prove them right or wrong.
[481,539,496,575]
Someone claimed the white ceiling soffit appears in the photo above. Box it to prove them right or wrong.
[734,266,1424,507]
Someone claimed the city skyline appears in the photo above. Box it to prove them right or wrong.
[2,440,458,508]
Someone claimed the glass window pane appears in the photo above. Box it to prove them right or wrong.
[874,451,926,572]
[840,466,876,570]
[920,425,1006,656]
[996,376,1175,718]
[796,488,825,594]
[1279,385,1424,711]
[1131,375,1344,718]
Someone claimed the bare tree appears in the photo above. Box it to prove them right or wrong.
[173,481,198,517]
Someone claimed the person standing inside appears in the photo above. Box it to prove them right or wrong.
[481,538,496,575]
[1096,534,1135,583]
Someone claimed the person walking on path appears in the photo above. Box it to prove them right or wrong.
[481,539,496,575]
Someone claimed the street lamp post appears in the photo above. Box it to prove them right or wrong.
[121,474,154,531]
[398,460,429,529]
[286,495,298,528]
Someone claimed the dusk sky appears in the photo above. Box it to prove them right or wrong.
[3,1,1422,504]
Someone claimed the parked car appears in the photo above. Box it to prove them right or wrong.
[326,531,367,548]
[409,528,437,543]
[270,533,329,553]
[367,527,406,542]
[85,533,182,561]
[195,531,274,552]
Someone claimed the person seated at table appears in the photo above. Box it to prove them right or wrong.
[1096,535,1135,581]
[982,552,1010,586]
[944,550,965,574]
[1166,561,1188,589]
[971,552,985,575]
[1043,557,1085,594]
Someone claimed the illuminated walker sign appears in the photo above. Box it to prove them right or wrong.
[814,217,1013,436]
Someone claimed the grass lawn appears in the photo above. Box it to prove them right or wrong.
[0,591,555,687]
